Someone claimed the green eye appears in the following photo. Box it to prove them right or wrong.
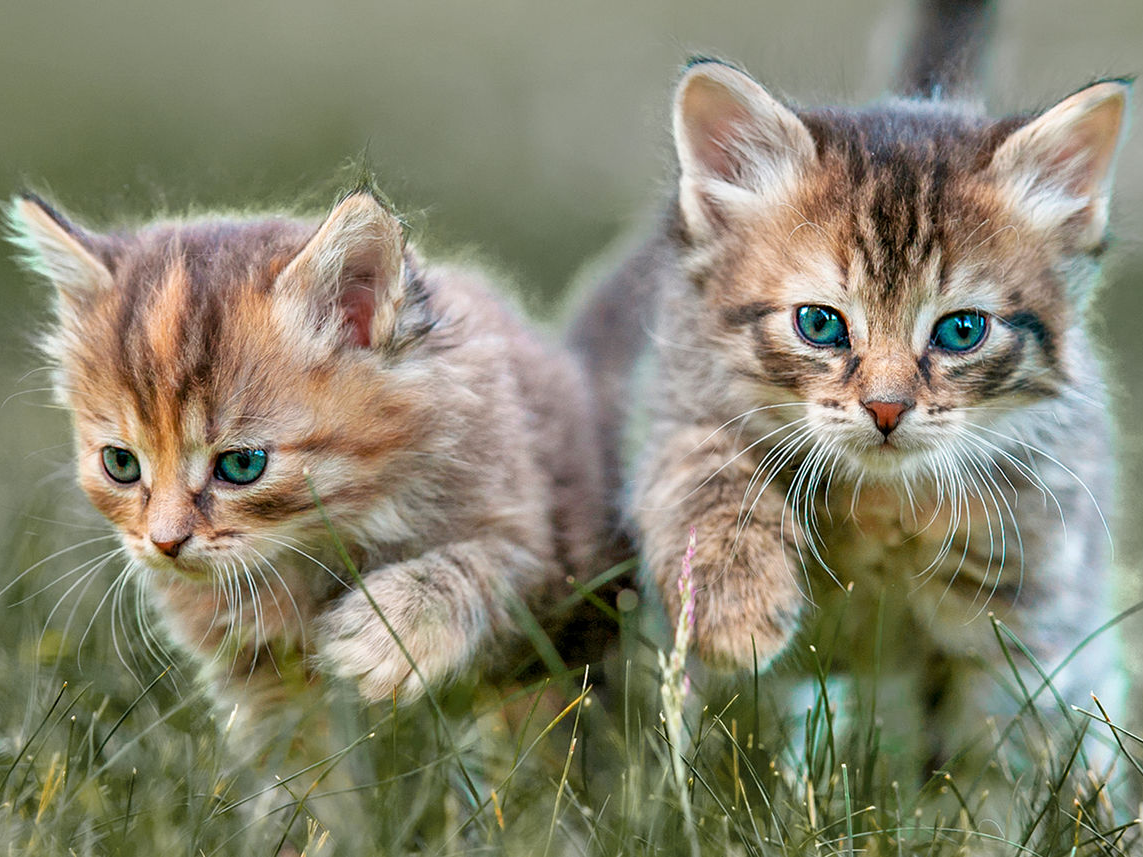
[795,305,849,347]
[214,449,268,485]
[932,311,988,352]
[101,446,141,484]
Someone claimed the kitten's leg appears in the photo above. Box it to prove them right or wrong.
[913,504,1124,774]
[317,538,538,702]
[634,423,806,670]
[921,616,1126,774]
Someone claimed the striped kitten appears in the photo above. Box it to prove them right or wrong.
[571,17,1130,754]
[10,189,610,723]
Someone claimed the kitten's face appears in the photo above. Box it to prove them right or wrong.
[674,64,1127,483]
[14,194,428,579]
[699,134,1062,480]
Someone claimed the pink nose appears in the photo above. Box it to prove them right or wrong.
[151,535,190,558]
[863,399,913,436]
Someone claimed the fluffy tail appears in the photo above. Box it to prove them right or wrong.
[896,0,998,99]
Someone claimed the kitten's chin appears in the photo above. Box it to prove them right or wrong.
[844,441,933,483]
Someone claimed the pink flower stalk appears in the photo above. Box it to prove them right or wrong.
[678,526,696,632]
[675,527,697,695]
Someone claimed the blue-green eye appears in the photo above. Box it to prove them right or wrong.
[795,305,849,347]
[101,446,141,484]
[931,311,988,352]
[214,449,268,485]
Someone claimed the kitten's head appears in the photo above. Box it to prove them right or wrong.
[672,60,1129,481]
[10,192,434,578]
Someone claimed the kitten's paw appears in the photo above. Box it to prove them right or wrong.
[317,570,482,703]
[688,583,804,673]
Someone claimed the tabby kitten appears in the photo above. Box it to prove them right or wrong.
[571,49,1130,751]
[10,189,610,722]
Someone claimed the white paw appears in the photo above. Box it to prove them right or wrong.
[317,571,480,703]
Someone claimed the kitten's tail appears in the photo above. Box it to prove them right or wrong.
[896,0,998,99]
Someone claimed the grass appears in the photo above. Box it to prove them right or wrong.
[0,494,1139,856]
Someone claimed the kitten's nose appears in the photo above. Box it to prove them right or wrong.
[151,534,190,558]
[862,399,914,436]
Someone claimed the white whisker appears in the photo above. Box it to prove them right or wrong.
[2,534,121,598]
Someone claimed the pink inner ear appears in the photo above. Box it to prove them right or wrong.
[685,85,755,182]
[698,113,751,181]
[1033,129,1097,196]
[339,279,377,348]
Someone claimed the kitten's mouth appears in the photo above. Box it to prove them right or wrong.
[136,549,213,581]
[845,435,931,480]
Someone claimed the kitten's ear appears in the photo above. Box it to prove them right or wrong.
[988,80,1130,251]
[7,194,113,312]
[275,191,405,349]
[673,61,817,239]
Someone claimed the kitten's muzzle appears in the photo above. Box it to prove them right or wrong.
[151,534,190,558]
[862,399,914,437]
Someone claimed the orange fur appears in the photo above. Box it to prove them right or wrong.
[10,191,614,727]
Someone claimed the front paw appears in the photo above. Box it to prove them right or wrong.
[317,573,481,703]
[690,584,802,671]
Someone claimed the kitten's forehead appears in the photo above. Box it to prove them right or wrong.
[70,219,317,442]
[117,218,314,286]
[799,104,1011,294]
[781,105,1045,315]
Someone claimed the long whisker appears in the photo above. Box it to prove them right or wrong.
[78,558,134,658]
[959,441,1026,618]
[958,451,1005,611]
[728,428,818,600]
[660,416,812,511]
[977,472,1023,617]
[685,402,811,456]
[2,534,121,598]
[131,568,176,672]
[9,546,127,605]
[739,424,816,521]
[958,425,1065,532]
[969,423,1112,550]
[250,534,350,591]
[238,555,274,682]
[43,549,124,668]
[249,546,307,651]
[799,440,840,581]
[109,564,152,687]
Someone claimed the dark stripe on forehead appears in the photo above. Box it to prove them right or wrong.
[174,282,224,410]
[115,260,155,414]
[864,162,943,299]
[801,108,971,302]
[849,214,880,284]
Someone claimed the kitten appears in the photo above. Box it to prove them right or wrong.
[570,7,1130,758]
[9,188,611,727]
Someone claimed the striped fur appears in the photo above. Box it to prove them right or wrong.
[574,56,1130,761]
[10,191,612,720]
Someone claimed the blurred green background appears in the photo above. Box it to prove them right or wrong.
[0,0,1139,676]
